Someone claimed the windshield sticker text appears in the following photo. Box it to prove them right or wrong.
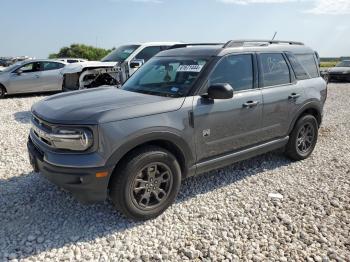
[177,65,203,73]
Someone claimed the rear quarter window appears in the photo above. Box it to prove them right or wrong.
[286,53,309,80]
[295,54,319,78]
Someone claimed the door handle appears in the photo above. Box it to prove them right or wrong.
[288,93,300,100]
[35,75,40,78]
[242,101,259,108]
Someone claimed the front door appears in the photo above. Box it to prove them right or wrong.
[8,62,42,94]
[193,53,264,162]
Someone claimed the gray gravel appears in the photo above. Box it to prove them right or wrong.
[1,84,349,261]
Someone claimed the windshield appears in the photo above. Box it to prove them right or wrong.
[1,61,23,72]
[101,45,140,62]
[122,57,207,98]
[336,61,350,67]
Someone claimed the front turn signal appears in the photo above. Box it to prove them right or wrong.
[96,172,108,178]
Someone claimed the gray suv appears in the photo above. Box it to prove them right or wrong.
[27,40,327,220]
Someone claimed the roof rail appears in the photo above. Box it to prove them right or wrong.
[168,43,224,50]
[223,40,304,48]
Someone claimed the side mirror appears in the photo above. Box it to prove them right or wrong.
[130,59,144,69]
[204,83,233,99]
[16,70,23,75]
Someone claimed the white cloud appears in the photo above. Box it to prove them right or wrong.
[306,0,350,15]
[217,0,350,15]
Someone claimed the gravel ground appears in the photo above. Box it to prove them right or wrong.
[0,84,349,261]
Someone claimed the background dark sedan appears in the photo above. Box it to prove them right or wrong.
[328,60,350,82]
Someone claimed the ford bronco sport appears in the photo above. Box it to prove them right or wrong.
[27,40,327,220]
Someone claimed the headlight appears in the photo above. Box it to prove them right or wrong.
[50,128,93,151]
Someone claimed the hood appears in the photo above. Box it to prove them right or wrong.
[61,61,118,74]
[32,87,185,124]
[329,67,350,73]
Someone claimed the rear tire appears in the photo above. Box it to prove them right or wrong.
[285,115,318,161]
[109,146,181,220]
[0,85,6,98]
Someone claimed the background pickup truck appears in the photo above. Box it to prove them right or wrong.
[61,42,180,91]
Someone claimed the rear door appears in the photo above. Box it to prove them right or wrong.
[8,62,42,94]
[258,52,305,141]
[39,61,65,91]
[193,53,264,162]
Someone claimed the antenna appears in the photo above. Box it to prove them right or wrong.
[272,31,277,41]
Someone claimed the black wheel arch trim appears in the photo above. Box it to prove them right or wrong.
[105,130,195,178]
[288,101,322,134]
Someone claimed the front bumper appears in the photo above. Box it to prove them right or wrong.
[27,136,114,204]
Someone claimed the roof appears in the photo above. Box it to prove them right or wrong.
[156,40,315,57]
[138,42,182,46]
[14,59,67,66]
[156,45,223,57]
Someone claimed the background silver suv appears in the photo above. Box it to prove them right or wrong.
[27,40,327,220]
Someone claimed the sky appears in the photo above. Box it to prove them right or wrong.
[1,0,349,58]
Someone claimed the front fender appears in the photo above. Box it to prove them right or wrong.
[104,129,195,176]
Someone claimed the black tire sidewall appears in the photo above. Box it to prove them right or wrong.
[287,115,318,160]
[111,148,181,220]
[0,86,5,98]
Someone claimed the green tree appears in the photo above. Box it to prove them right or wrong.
[48,44,113,61]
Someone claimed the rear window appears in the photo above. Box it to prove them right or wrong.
[286,53,309,80]
[295,54,319,78]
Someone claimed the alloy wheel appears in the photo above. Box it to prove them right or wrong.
[296,123,315,154]
[131,162,173,210]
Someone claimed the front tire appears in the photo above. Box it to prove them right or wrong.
[285,115,318,161]
[109,146,181,220]
[0,85,6,98]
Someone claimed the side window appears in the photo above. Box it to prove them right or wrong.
[286,53,309,80]
[135,46,162,62]
[295,54,319,78]
[259,53,291,87]
[67,59,78,63]
[42,62,65,71]
[210,54,254,91]
[17,62,41,73]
